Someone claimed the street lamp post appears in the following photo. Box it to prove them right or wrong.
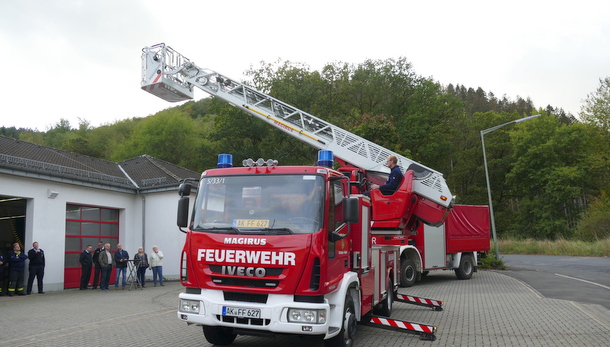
[481,114,540,259]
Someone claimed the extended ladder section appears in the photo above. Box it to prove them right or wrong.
[141,43,453,209]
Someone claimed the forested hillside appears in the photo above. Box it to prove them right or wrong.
[2,60,608,242]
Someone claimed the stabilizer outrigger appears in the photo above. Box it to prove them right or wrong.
[363,315,437,341]
[395,293,444,311]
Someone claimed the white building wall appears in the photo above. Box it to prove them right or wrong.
[0,173,186,292]
[141,191,187,281]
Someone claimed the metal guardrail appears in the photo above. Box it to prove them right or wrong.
[0,154,133,186]
[141,177,167,186]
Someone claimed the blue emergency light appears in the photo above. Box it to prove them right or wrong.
[217,154,233,168]
[317,150,333,167]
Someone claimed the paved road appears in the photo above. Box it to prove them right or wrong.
[501,254,610,309]
[1,271,609,346]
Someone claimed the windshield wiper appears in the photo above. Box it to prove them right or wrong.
[240,228,293,235]
[198,227,242,234]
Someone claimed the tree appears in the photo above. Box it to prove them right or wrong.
[395,78,461,172]
[576,192,610,241]
[18,130,44,145]
[445,111,510,205]
[1,126,33,139]
[112,110,208,171]
[208,96,315,167]
[580,77,610,129]
[507,116,598,239]
[350,114,408,156]
[60,118,96,156]
[43,119,72,149]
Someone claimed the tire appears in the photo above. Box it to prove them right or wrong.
[325,295,357,347]
[202,326,237,346]
[455,254,474,280]
[375,279,393,317]
[400,258,416,287]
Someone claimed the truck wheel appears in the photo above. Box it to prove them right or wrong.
[455,254,474,280]
[400,258,416,287]
[202,326,237,346]
[325,295,356,347]
[377,279,393,317]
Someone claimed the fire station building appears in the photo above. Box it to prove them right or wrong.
[0,136,199,292]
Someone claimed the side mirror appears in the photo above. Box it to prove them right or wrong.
[179,183,192,197]
[177,197,190,230]
[343,197,359,223]
[329,197,359,242]
[329,230,345,243]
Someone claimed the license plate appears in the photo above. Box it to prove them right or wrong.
[233,219,270,228]
[222,306,261,319]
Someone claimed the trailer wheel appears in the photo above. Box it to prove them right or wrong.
[455,254,474,280]
[325,295,356,347]
[400,258,416,287]
[202,326,237,346]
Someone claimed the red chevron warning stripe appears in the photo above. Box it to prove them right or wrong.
[369,316,436,334]
[395,293,443,307]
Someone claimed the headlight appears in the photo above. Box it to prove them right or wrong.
[287,309,326,324]
[179,299,201,314]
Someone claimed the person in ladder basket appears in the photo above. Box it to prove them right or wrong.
[365,155,404,196]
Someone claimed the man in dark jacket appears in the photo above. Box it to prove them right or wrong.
[92,242,104,289]
[365,155,404,196]
[27,241,45,294]
[114,244,129,290]
[8,243,28,296]
[79,245,93,290]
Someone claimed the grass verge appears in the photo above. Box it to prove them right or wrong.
[497,237,610,256]
[478,237,609,270]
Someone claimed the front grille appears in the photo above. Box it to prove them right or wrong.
[212,276,279,288]
[216,315,270,326]
[208,265,284,276]
[224,291,268,303]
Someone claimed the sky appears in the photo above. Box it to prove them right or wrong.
[1,0,609,131]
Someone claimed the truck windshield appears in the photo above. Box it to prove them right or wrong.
[192,174,325,235]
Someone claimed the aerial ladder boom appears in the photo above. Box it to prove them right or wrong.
[141,43,453,210]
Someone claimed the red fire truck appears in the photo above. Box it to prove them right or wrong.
[140,43,473,346]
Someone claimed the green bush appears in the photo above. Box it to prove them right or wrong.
[478,253,507,270]
[576,192,610,241]
[577,211,610,242]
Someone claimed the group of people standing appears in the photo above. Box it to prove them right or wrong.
[0,242,46,296]
[79,242,164,291]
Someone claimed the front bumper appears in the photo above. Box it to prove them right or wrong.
[177,289,334,337]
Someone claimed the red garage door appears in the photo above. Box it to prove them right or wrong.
[64,205,119,289]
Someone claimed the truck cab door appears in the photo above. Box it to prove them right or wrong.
[326,179,351,284]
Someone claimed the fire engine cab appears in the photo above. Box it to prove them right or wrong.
[175,153,438,346]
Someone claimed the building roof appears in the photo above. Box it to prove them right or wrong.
[0,136,199,191]
[119,155,200,188]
